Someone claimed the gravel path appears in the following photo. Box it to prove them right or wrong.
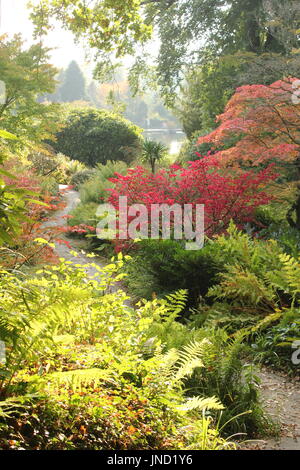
[43,186,122,287]
[256,369,300,450]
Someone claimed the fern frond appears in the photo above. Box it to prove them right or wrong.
[266,254,300,307]
[178,395,224,412]
[44,368,112,393]
[155,348,180,383]
[0,396,29,418]
[174,339,210,383]
[156,339,210,387]
[164,290,188,316]
[208,265,276,310]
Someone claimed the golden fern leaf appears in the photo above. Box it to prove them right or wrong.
[45,368,113,393]
[173,339,211,384]
[177,395,224,412]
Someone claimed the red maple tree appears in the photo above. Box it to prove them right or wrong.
[197,79,300,227]
[107,159,276,251]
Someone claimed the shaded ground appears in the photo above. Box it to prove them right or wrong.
[254,369,300,450]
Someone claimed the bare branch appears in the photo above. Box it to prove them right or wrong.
[140,0,177,6]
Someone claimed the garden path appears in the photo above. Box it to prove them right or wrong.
[43,185,127,294]
[250,369,300,450]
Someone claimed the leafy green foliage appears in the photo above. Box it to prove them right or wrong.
[0,130,18,141]
[177,130,212,163]
[68,161,129,237]
[70,169,96,190]
[207,224,299,314]
[30,1,152,74]
[266,254,300,308]
[259,222,300,258]
[175,51,294,137]
[125,223,292,316]
[124,239,225,310]
[79,161,128,204]
[175,55,248,137]
[51,108,143,167]
[252,315,300,374]
[29,0,300,111]
[68,202,100,230]
[28,148,84,184]
[0,155,62,267]
[185,329,270,437]
[39,176,59,196]
[0,174,28,246]
[0,34,60,145]
[143,0,297,103]
[0,131,30,246]
[0,255,239,450]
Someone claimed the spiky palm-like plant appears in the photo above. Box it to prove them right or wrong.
[141,139,167,173]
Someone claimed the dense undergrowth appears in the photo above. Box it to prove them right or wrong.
[124,223,300,374]
[66,157,300,381]
[0,255,253,450]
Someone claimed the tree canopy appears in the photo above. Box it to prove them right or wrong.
[29,0,300,107]
[197,79,300,227]
[0,34,60,146]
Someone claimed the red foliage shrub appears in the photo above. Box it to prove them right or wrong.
[197,79,300,167]
[1,165,64,268]
[107,159,277,251]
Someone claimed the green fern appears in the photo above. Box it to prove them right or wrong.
[208,265,276,312]
[164,290,189,317]
[266,254,300,307]
[154,339,212,391]
[173,339,210,383]
[178,395,224,412]
[43,368,113,393]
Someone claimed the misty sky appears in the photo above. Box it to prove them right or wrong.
[0,0,158,82]
[0,0,90,71]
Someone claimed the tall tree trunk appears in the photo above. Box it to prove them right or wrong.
[245,0,262,53]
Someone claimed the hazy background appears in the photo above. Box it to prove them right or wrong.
[0,1,185,153]
[1,0,89,69]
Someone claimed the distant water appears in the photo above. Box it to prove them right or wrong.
[169,139,184,155]
[143,129,186,156]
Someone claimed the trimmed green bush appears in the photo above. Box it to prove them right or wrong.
[51,108,143,167]
[70,169,96,190]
